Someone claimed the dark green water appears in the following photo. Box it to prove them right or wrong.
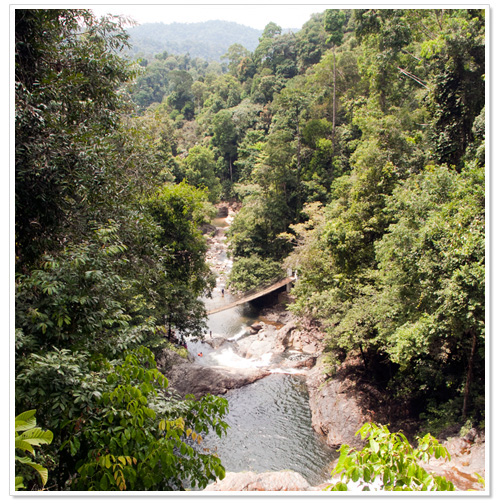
[202,371,336,486]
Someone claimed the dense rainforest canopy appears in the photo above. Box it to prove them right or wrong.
[14,8,485,491]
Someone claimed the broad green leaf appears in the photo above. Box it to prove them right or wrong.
[21,460,49,486]
[15,439,35,454]
[15,410,37,432]
[369,438,380,454]
[17,428,53,447]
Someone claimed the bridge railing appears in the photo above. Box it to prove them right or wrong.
[228,275,289,300]
[204,274,293,312]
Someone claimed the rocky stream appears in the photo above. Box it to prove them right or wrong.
[156,203,486,492]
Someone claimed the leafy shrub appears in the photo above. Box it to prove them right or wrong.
[15,410,53,490]
[326,423,455,491]
[70,347,229,491]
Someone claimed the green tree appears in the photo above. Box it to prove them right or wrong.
[191,80,208,113]
[421,9,485,169]
[253,22,299,80]
[15,221,152,358]
[129,60,170,108]
[222,43,251,77]
[261,21,282,40]
[351,9,485,170]
[375,163,485,422]
[205,74,243,110]
[71,347,228,491]
[211,109,238,182]
[353,9,415,112]
[234,130,266,182]
[228,189,289,261]
[166,70,194,119]
[324,9,346,151]
[181,145,222,203]
[15,9,136,267]
[229,254,284,293]
[143,181,216,339]
[273,82,311,178]
[296,12,329,71]
[327,423,455,491]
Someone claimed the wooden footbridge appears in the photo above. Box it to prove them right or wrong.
[206,276,295,315]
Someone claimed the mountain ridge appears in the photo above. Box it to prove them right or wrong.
[126,19,264,61]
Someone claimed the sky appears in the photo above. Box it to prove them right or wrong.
[88,2,331,30]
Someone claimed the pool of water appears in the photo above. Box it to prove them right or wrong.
[201,372,336,486]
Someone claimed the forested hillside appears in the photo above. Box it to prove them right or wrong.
[15,8,485,491]
[125,20,263,61]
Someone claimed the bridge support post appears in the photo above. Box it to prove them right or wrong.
[286,268,293,293]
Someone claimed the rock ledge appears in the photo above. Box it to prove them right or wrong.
[203,470,319,491]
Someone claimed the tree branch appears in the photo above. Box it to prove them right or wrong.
[396,66,428,89]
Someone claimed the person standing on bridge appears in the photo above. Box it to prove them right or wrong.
[221,287,225,297]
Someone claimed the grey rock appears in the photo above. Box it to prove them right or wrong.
[306,359,370,449]
[235,328,278,360]
[164,363,271,399]
[204,470,318,491]
[155,347,192,370]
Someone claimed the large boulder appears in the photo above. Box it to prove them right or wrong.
[203,471,318,491]
[279,355,317,371]
[200,222,217,235]
[259,305,293,326]
[203,333,230,349]
[420,433,486,491]
[306,359,373,449]
[163,363,271,399]
[236,327,278,360]
[154,347,193,369]
[275,319,324,355]
[246,322,263,334]
[274,320,296,353]
[215,204,229,217]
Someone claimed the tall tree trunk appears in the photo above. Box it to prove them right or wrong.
[167,313,172,341]
[296,122,301,174]
[462,329,478,419]
[332,46,337,154]
[296,121,302,216]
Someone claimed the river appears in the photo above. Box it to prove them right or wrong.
[185,209,336,487]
